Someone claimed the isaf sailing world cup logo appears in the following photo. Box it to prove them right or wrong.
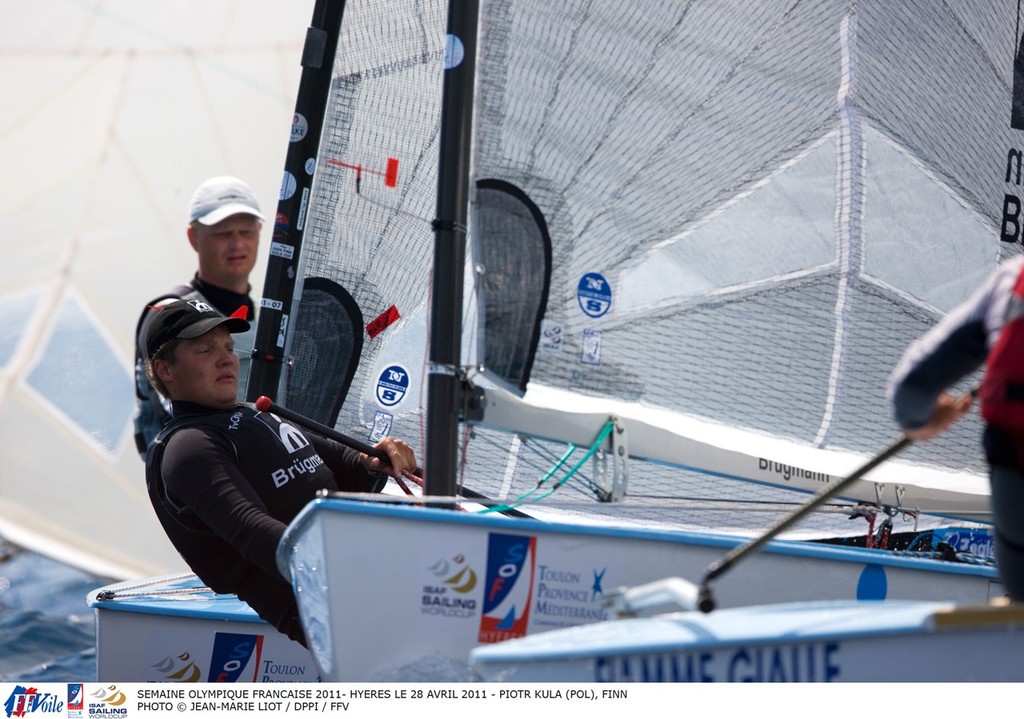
[152,651,203,682]
[422,554,479,618]
[88,686,126,716]
[431,554,478,592]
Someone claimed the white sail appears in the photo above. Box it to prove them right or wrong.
[0,0,315,579]
[254,0,1017,529]
[87,0,1024,682]
[463,0,1017,520]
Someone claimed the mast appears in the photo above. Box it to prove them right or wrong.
[247,0,346,403]
[426,0,481,496]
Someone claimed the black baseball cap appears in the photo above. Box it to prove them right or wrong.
[145,299,250,356]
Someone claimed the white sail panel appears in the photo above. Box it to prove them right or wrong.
[0,0,315,578]
[466,0,1021,513]
[263,0,1017,530]
[272,0,447,445]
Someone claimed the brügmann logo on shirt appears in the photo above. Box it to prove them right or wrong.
[277,422,309,452]
[271,452,325,488]
[270,419,324,487]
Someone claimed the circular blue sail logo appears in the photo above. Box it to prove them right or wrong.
[280,170,297,200]
[376,364,410,407]
[577,272,612,318]
[444,34,465,69]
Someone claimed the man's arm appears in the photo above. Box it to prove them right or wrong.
[309,433,385,493]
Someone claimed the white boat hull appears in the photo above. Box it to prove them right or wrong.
[278,497,1003,681]
[87,574,318,682]
[469,598,1024,682]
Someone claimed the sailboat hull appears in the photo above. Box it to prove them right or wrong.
[87,574,318,682]
[279,498,1002,681]
[469,599,1024,682]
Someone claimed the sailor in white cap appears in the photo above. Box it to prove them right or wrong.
[132,176,265,458]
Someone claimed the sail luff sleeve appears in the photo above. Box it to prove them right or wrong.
[426,0,482,496]
[247,0,347,403]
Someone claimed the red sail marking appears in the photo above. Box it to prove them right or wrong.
[326,157,400,187]
[366,305,401,339]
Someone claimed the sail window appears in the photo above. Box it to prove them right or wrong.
[284,277,363,427]
[473,179,552,394]
[25,292,133,454]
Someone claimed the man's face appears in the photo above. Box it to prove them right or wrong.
[157,326,238,409]
[188,214,260,290]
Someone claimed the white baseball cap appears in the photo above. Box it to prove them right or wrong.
[188,176,265,226]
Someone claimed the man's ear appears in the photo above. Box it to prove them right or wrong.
[187,224,200,252]
[154,358,174,385]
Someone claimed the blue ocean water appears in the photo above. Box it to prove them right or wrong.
[0,542,107,682]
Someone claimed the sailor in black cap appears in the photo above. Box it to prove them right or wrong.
[143,299,417,646]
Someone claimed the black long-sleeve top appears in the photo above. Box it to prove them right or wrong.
[145,401,384,644]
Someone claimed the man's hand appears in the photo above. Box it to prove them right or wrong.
[904,391,974,441]
[362,437,418,479]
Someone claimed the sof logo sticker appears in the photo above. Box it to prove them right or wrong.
[375,364,410,408]
[67,684,84,714]
[478,533,537,644]
[207,632,264,682]
[576,272,612,318]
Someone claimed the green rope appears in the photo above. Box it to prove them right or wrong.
[477,420,616,514]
